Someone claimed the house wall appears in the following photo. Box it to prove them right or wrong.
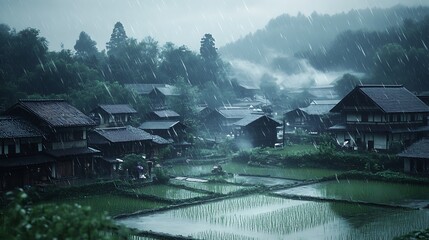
[347,114,361,122]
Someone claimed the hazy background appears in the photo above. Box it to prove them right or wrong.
[1,0,428,51]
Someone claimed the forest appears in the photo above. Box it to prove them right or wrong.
[1,5,429,117]
[0,22,236,121]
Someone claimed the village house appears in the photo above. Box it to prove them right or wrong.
[329,85,429,151]
[139,120,189,155]
[89,104,137,127]
[204,108,263,134]
[284,100,340,134]
[124,83,179,109]
[5,99,99,180]
[397,138,429,174]
[146,109,180,121]
[87,126,169,176]
[233,115,281,148]
[0,116,53,190]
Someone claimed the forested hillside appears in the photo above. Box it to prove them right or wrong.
[220,5,429,63]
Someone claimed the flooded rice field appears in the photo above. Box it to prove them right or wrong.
[116,163,429,239]
[275,179,429,208]
[118,194,429,240]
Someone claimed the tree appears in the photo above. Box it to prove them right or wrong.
[200,33,218,62]
[106,22,128,56]
[74,31,98,58]
[334,73,361,97]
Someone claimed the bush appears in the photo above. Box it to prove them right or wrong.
[0,189,129,240]
[153,167,170,184]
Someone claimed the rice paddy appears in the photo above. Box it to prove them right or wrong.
[227,175,300,186]
[43,194,166,216]
[223,162,343,180]
[127,184,209,200]
[118,194,429,240]
[275,179,429,208]
[170,178,250,194]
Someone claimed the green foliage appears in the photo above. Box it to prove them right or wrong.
[0,189,128,240]
[121,154,146,179]
[153,167,170,184]
[106,21,128,57]
[74,31,98,58]
[158,145,173,160]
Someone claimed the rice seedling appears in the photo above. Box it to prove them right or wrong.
[170,179,249,194]
[128,184,208,200]
[118,194,429,240]
[275,179,429,208]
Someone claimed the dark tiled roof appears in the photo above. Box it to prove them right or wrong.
[397,138,429,159]
[332,85,429,113]
[124,84,167,95]
[0,116,43,138]
[299,103,338,115]
[0,154,55,167]
[46,147,100,158]
[93,126,153,143]
[217,109,255,119]
[151,135,173,145]
[154,85,179,96]
[15,100,95,127]
[153,110,180,118]
[234,115,281,127]
[139,121,181,130]
[360,86,429,113]
[97,104,137,114]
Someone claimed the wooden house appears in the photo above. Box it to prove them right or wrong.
[89,104,137,127]
[148,85,180,109]
[233,115,281,148]
[329,85,429,151]
[139,121,187,143]
[6,99,99,180]
[397,138,429,174]
[204,108,261,134]
[0,116,54,190]
[88,126,169,176]
[146,110,180,121]
[284,100,340,134]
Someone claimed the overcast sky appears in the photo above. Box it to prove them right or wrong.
[1,0,428,52]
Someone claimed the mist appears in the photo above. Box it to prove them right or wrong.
[229,56,352,89]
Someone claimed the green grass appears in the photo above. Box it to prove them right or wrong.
[170,179,249,194]
[42,194,166,216]
[128,184,208,200]
[268,144,318,156]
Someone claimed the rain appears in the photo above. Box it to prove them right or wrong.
[1,0,429,239]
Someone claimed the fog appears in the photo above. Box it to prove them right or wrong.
[0,0,427,51]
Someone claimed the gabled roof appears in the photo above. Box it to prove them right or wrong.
[93,126,153,143]
[397,138,429,159]
[331,85,429,113]
[152,110,180,118]
[217,108,256,119]
[9,99,95,128]
[95,104,137,115]
[234,115,281,127]
[139,121,183,130]
[124,84,167,95]
[153,85,179,96]
[0,116,43,139]
[299,100,339,115]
